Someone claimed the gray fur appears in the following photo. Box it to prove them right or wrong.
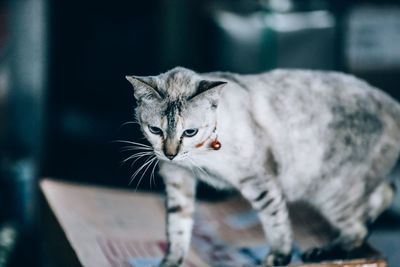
[126,67,400,266]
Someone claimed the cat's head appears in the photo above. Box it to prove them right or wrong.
[126,67,227,162]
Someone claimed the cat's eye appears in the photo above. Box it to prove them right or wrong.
[183,128,198,137]
[148,125,163,136]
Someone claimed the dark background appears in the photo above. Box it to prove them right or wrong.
[0,0,400,266]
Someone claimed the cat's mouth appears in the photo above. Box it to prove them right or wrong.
[157,151,189,162]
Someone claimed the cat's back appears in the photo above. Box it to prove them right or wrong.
[232,68,400,126]
[208,68,400,152]
[209,68,394,109]
[243,68,382,101]
[220,69,400,200]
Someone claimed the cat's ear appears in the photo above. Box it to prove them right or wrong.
[125,75,164,101]
[190,80,227,108]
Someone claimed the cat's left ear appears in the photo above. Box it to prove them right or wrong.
[125,75,164,101]
[190,80,227,108]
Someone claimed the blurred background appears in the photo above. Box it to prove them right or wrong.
[0,0,400,266]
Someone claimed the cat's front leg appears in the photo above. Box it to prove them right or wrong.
[238,175,293,267]
[159,163,196,267]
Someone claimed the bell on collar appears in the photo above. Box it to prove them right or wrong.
[211,140,221,150]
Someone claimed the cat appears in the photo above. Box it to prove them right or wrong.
[125,67,400,267]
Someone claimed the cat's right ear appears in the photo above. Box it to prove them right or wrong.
[125,75,164,101]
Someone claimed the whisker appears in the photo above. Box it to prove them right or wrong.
[188,158,209,180]
[121,152,154,165]
[134,157,158,191]
[112,140,152,148]
[130,152,155,168]
[154,151,164,158]
[149,160,155,189]
[128,159,150,185]
[129,156,152,180]
[123,151,154,159]
[121,121,141,127]
[120,146,153,152]
[187,162,198,178]
[115,137,160,190]
[147,157,156,190]
[129,155,155,185]
[150,159,159,188]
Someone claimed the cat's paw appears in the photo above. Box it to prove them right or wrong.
[158,257,183,267]
[301,247,328,262]
[301,246,348,262]
[262,252,291,267]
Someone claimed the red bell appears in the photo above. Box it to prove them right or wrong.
[211,140,221,150]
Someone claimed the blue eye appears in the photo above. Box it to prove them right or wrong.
[183,128,198,137]
[148,125,163,136]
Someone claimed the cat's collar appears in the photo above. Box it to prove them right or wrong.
[195,122,221,150]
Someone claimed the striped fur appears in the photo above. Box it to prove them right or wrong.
[126,67,400,266]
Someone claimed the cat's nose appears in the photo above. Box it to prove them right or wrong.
[165,152,177,160]
[164,137,179,160]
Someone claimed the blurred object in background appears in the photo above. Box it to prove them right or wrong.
[43,1,165,188]
[0,221,18,267]
[345,6,400,72]
[0,0,47,266]
[210,0,336,72]
[344,4,400,100]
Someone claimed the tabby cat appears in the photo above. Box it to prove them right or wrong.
[125,67,400,266]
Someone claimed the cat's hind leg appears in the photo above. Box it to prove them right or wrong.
[302,180,395,263]
[302,183,369,263]
[322,181,397,255]
[302,220,368,262]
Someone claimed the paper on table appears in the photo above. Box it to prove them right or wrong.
[40,179,385,267]
[40,179,205,267]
